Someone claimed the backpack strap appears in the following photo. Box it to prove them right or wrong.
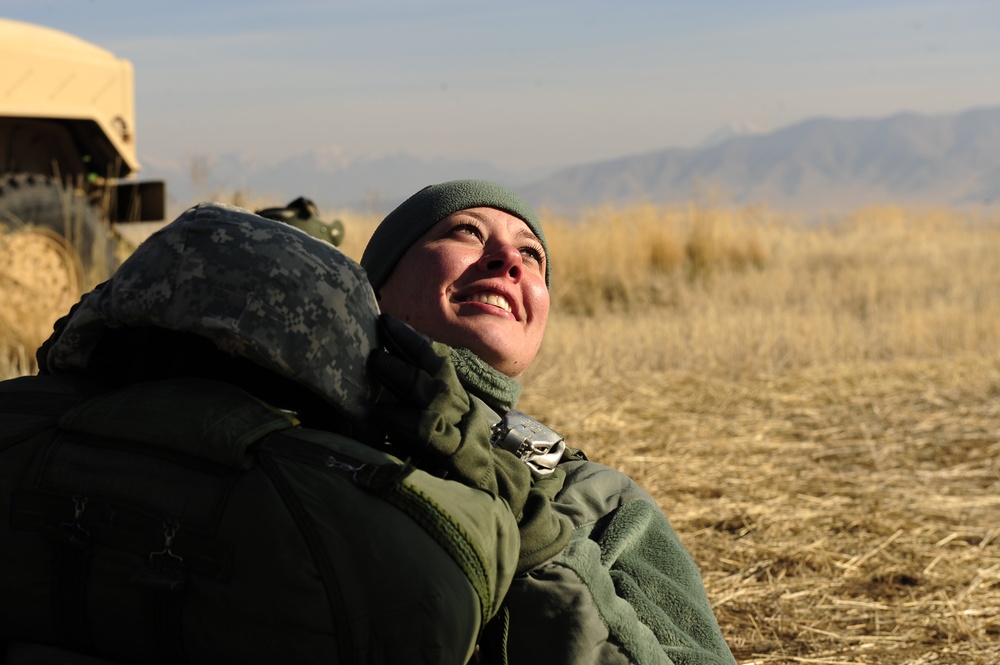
[0,375,107,452]
[58,377,298,469]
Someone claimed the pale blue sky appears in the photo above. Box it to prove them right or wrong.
[3,1,998,173]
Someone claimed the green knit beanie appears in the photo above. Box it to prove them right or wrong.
[361,179,549,291]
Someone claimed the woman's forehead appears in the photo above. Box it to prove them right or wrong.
[440,207,541,241]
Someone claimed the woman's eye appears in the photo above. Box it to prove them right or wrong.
[453,223,484,240]
[521,246,544,265]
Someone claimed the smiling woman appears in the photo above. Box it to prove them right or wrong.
[362,180,552,380]
[361,179,738,665]
[376,207,550,378]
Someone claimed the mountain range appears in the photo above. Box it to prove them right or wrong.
[144,106,1000,218]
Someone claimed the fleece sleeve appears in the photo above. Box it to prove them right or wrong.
[589,499,736,664]
[497,460,737,665]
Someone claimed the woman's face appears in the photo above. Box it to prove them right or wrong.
[377,207,550,378]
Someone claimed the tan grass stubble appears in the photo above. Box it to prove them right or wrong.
[520,205,1000,664]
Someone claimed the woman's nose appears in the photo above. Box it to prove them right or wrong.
[478,244,522,280]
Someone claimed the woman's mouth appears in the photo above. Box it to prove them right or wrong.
[457,292,512,314]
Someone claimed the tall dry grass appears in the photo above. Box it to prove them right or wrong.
[2,202,999,663]
[533,204,1000,378]
[516,203,1000,664]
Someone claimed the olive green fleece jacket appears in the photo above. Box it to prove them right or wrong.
[502,459,738,665]
[466,401,738,665]
[446,350,736,664]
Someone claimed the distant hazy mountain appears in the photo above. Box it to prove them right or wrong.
[695,119,763,148]
[143,106,1000,218]
[518,107,1000,214]
[143,151,548,217]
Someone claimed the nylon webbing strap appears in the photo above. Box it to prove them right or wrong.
[51,535,93,652]
[138,567,189,664]
[35,493,94,652]
[133,522,190,665]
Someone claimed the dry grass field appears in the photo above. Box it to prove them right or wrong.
[3,201,999,663]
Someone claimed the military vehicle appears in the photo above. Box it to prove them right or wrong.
[0,18,166,348]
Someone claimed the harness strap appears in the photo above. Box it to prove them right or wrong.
[52,534,93,652]
[41,495,94,653]
[476,604,511,665]
[134,545,189,665]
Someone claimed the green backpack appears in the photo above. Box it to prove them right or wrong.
[0,373,519,665]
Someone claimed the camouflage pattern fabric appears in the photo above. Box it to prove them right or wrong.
[40,202,378,421]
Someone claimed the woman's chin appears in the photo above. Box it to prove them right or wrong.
[438,324,539,378]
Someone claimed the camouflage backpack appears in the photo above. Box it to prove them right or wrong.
[0,204,519,664]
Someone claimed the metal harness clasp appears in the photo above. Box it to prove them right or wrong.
[490,410,566,480]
